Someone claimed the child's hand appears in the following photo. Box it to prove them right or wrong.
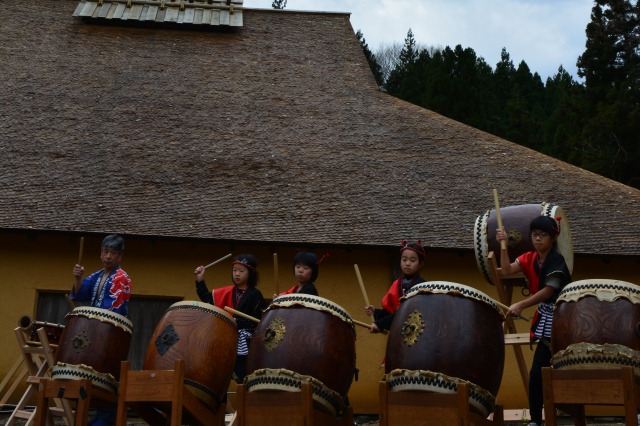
[496,227,507,243]
[370,323,380,333]
[364,305,375,316]
[194,265,205,282]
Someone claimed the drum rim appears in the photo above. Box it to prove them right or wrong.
[51,362,118,394]
[268,294,353,324]
[558,279,640,304]
[67,306,133,333]
[167,300,237,328]
[552,342,640,373]
[245,367,344,417]
[403,281,504,317]
[385,368,495,417]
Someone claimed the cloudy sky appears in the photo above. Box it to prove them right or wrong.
[243,0,595,81]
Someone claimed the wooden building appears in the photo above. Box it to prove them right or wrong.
[1,0,639,414]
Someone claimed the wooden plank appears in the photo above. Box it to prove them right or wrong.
[176,8,185,24]
[183,7,195,24]
[154,7,166,22]
[193,8,203,25]
[164,7,179,22]
[73,1,86,16]
[113,3,127,19]
[128,3,144,20]
[209,9,220,25]
[106,2,119,19]
[79,1,99,17]
[504,333,530,345]
[201,8,212,24]
[219,9,229,26]
[97,2,111,18]
[120,4,130,20]
[229,9,242,26]
[145,5,158,21]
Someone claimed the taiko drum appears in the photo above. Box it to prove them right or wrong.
[52,307,133,394]
[385,282,505,400]
[246,294,356,413]
[473,202,573,285]
[143,301,237,409]
[552,279,640,353]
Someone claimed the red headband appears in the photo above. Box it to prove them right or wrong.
[233,259,255,271]
[400,240,427,258]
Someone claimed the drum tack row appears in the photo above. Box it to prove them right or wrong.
[39,277,640,424]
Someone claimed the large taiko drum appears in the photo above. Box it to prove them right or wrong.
[473,202,573,285]
[246,294,356,416]
[51,307,133,394]
[143,301,237,410]
[551,279,640,372]
[385,282,505,416]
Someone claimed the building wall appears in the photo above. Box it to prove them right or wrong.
[1,231,638,413]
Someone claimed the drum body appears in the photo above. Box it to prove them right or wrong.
[552,280,640,371]
[143,301,237,409]
[246,294,356,415]
[385,282,505,409]
[474,202,573,285]
[52,307,133,393]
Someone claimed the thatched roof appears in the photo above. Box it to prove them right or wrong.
[1,0,639,256]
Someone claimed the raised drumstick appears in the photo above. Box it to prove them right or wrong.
[493,189,506,250]
[77,236,85,266]
[354,264,371,307]
[273,253,279,296]
[204,253,233,269]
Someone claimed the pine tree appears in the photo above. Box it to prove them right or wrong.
[356,30,384,87]
[576,0,640,187]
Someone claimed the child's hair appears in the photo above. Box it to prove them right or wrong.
[530,216,560,237]
[102,234,125,252]
[399,240,426,262]
[232,254,259,287]
[293,251,319,283]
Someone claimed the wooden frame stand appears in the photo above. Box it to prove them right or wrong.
[542,366,640,426]
[34,378,116,426]
[378,380,504,426]
[234,382,354,426]
[115,360,225,426]
[6,327,74,426]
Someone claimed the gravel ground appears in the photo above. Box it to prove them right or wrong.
[0,411,632,425]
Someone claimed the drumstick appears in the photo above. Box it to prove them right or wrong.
[493,189,506,250]
[77,236,84,265]
[352,319,388,335]
[224,306,260,323]
[204,253,233,270]
[354,264,371,307]
[65,294,76,310]
[273,253,279,296]
[491,298,531,321]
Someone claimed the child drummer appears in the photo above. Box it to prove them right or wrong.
[364,240,426,333]
[497,215,572,426]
